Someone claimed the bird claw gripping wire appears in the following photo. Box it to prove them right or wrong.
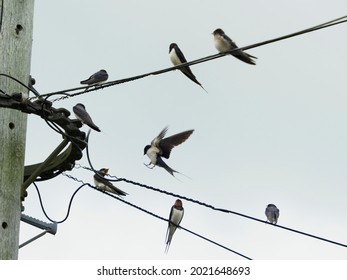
[0,93,87,202]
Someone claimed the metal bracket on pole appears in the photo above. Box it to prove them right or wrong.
[19,214,57,249]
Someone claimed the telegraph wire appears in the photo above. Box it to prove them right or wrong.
[95,181,252,260]
[2,15,346,103]
[33,173,251,260]
[34,15,347,102]
[180,226,251,260]
[82,130,347,250]
[20,14,347,257]
[108,190,252,260]
[40,93,77,140]
[232,14,347,53]
[118,175,347,249]
[84,129,122,184]
[74,164,347,249]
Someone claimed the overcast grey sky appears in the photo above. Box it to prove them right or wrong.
[19,0,347,259]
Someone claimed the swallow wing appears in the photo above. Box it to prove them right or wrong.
[151,126,169,147]
[73,104,91,121]
[80,70,108,85]
[174,45,188,63]
[93,71,108,83]
[265,207,272,221]
[232,50,257,65]
[165,206,184,253]
[223,34,238,49]
[73,105,101,132]
[93,174,127,196]
[80,73,95,84]
[220,34,257,64]
[171,46,205,90]
[274,208,280,219]
[160,129,194,159]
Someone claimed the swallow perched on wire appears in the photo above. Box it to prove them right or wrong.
[144,126,194,176]
[212,28,257,65]
[93,168,127,196]
[80,69,108,90]
[169,43,207,92]
[73,103,101,132]
[265,204,280,224]
[165,199,184,253]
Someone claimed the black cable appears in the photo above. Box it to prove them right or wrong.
[38,92,87,155]
[32,181,88,224]
[119,177,347,249]
[40,94,69,137]
[0,73,46,113]
[61,172,251,259]
[0,73,40,97]
[0,74,86,164]
[240,15,347,53]
[35,15,347,102]
[0,74,87,178]
[0,88,8,96]
[23,14,347,255]
[180,226,251,260]
[100,185,252,260]
[82,129,347,249]
[84,129,119,183]
[74,164,347,250]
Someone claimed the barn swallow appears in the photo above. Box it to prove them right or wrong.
[93,168,128,196]
[212,28,257,65]
[143,126,194,176]
[265,204,280,224]
[165,199,184,253]
[169,43,207,92]
[80,69,108,90]
[73,103,101,132]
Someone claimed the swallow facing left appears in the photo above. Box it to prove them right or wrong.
[165,199,184,253]
[94,168,128,196]
[73,103,101,132]
[144,126,194,176]
[212,28,257,65]
[265,204,280,224]
[80,69,108,90]
[169,43,207,92]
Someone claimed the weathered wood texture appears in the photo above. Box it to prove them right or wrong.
[0,0,34,259]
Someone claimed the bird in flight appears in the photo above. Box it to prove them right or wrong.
[144,126,194,176]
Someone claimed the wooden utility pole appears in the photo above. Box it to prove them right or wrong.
[0,0,34,259]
